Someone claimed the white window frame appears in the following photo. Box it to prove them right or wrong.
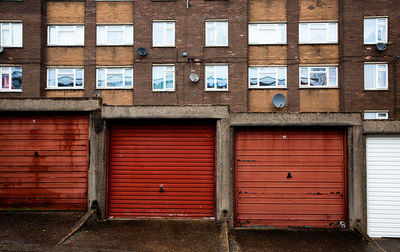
[364,112,389,120]
[248,23,286,45]
[299,22,338,44]
[299,66,338,88]
[96,25,133,46]
[364,63,388,90]
[46,68,84,89]
[0,66,22,92]
[0,22,23,47]
[152,21,175,47]
[248,66,287,89]
[364,17,388,44]
[205,20,228,47]
[205,64,229,91]
[96,67,133,89]
[152,65,175,92]
[47,25,84,46]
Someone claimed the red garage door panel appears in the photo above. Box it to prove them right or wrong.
[0,115,89,210]
[108,124,215,218]
[235,129,346,228]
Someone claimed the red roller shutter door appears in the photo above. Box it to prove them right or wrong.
[235,129,346,228]
[0,115,89,210]
[108,123,215,219]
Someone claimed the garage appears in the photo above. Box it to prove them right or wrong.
[0,115,89,210]
[367,136,400,238]
[235,129,347,228]
[108,122,215,219]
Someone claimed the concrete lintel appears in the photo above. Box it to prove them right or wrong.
[0,98,101,112]
[102,105,230,119]
[363,120,400,134]
[230,112,362,126]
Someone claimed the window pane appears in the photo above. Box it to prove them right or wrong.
[126,26,133,44]
[107,74,123,87]
[309,28,327,43]
[364,113,376,120]
[378,70,387,88]
[364,19,375,43]
[260,72,276,86]
[12,23,22,47]
[97,69,105,87]
[216,22,228,45]
[153,23,164,46]
[125,69,133,87]
[259,27,276,44]
[11,67,21,90]
[76,69,83,87]
[300,68,308,85]
[165,28,174,46]
[76,26,84,45]
[310,72,327,86]
[216,66,228,89]
[207,26,215,45]
[58,69,73,75]
[249,68,257,86]
[153,66,164,90]
[58,73,74,87]
[278,68,286,86]
[248,25,258,44]
[328,23,337,42]
[329,67,337,86]
[377,24,386,42]
[107,69,123,74]
[299,24,308,43]
[165,73,174,89]
[2,73,9,89]
[364,64,376,89]
[49,26,57,44]
[48,69,56,87]
[59,31,74,45]
[311,68,326,72]
[206,71,215,89]
[279,24,286,43]
[97,26,106,44]
[2,29,10,45]
[108,30,124,44]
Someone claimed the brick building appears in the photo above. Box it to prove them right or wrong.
[0,0,399,238]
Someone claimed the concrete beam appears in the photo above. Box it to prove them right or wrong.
[102,106,230,119]
[363,120,400,134]
[230,112,362,126]
[0,98,101,112]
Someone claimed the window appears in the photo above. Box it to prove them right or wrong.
[152,21,175,47]
[0,22,22,47]
[97,25,133,45]
[96,68,133,89]
[300,66,338,87]
[364,64,388,90]
[152,65,175,91]
[48,25,84,46]
[299,22,338,44]
[47,68,83,89]
[249,67,286,88]
[206,21,228,46]
[364,112,388,120]
[248,24,286,45]
[364,18,387,44]
[0,66,22,91]
[205,65,228,91]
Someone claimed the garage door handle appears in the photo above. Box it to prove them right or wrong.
[287,172,292,179]
[160,184,164,192]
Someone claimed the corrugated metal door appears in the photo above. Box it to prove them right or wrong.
[108,123,215,218]
[235,129,346,228]
[367,136,400,238]
[0,115,89,210]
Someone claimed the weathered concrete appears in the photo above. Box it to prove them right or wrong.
[0,98,101,111]
[216,119,233,225]
[229,229,380,252]
[363,120,400,134]
[102,105,230,119]
[230,112,362,126]
[88,110,107,218]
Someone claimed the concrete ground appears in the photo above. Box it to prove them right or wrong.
[0,213,399,252]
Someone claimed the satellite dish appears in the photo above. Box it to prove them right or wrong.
[273,93,286,109]
[189,73,199,83]
[136,47,148,57]
[0,47,3,54]
[376,43,387,52]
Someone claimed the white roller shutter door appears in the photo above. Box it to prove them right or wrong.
[367,136,400,238]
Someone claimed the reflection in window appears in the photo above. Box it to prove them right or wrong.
[152,65,175,91]
[206,65,228,90]
[0,66,22,91]
[96,68,133,89]
[47,68,83,89]
[300,67,337,87]
[364,18,387,44]
[249,67,286,88]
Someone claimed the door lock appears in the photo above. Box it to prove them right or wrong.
[287,172,292,179]
[159,184,164,192]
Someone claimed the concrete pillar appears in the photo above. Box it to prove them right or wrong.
[88,110,107,218]
[348,125,365,231]
[215,118,233,226]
